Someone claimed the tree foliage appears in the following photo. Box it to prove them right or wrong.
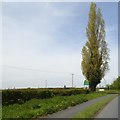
[110,76,120,90]
[81,3,109,91]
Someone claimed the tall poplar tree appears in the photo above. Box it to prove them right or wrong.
[81,3,109,91]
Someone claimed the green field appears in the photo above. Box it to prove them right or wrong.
[2,92,108,118]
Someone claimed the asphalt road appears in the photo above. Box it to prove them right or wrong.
[95,95,119,118]
[39,94,116,119]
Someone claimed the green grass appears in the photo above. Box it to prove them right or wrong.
[2,92,107,118]
[72,94,117,119]
[0,104,2,120]
[0,92,2,119]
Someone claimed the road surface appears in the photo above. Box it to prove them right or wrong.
[95,95,119,118]
[39,94,116,119]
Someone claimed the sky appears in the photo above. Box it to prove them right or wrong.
[1,0,119,2]
[1,2,118,89]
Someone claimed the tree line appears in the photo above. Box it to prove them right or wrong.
[109,76,120,90]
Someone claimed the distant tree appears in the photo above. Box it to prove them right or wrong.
[81,3,109,91]
[106,84,110,90]
[110,77,120,90]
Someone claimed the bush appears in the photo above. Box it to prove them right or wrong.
[2,88,90,106]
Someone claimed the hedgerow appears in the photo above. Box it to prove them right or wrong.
[2,88,89,106]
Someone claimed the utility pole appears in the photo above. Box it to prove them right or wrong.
[45,80,47,88]
[103,77,107,87]
[71,74,74,88]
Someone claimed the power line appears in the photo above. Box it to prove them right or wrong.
[2,65,72,74]
[2,65,82,85]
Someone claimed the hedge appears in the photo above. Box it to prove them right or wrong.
[2,88,89,106]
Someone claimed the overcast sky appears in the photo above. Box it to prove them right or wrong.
[2,2,118,89]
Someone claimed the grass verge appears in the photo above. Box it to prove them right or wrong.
[2,92,107,118]
[0,104,2,120]
[72,94,117,119]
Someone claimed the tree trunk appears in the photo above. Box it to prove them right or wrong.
[89,85,96,91]
[89,82,97,91]
[89,79,101,91]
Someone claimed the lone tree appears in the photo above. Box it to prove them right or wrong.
[81,3,109,91]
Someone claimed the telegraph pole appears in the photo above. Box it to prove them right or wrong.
[103,77,107,87]
[71,74,74,88]
[45,80,47,88]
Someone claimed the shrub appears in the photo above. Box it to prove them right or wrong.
[2,88,90,106]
